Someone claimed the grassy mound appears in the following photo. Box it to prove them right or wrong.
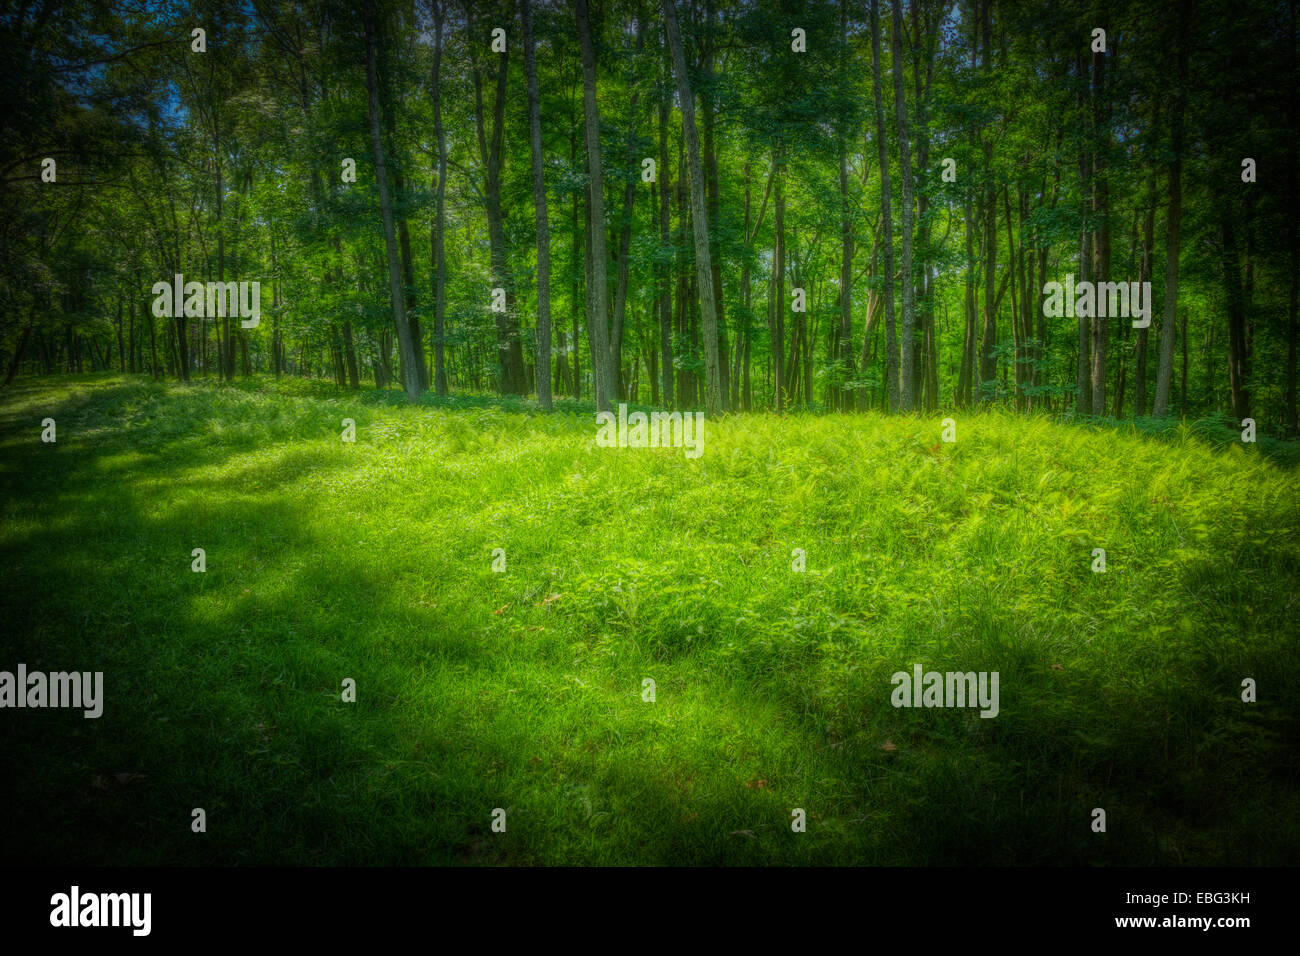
[1,374,1296,865]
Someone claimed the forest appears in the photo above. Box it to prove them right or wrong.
[1,0,1298,870]
[3,0,1297,432]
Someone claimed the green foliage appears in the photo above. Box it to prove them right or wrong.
[1,375,1295,864]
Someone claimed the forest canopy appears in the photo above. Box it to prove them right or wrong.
[3,0,1297,435]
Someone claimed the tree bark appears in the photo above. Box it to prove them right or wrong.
[576,0,615,411]
[473,37,526,395]
[363,0,420,401]
[890,0,916,411]
[870,0,899,412]
[1222,216,1251,421]
[430,0,449,396]
[1135,191,1155,416]
[658,92,674,408]
[663,0,724,414]
[772,148,787,411]
[1090,32,1110,415]
[521,0,552,409]
[1153,1,1188,418]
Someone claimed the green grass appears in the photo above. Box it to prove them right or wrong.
[1,373,1297,865]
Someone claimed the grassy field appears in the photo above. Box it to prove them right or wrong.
[1,374,1296,865]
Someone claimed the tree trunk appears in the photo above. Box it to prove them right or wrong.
[663,0,724,415]
[1288,0,1299,435]
[701,2,730,406]
[890,0,916,411]
[838,144,854,412]
[473,42,526,395]
[658,94,674,408]
[430,2,449,396]
[1153,2,1188,418]
[979,178,997,402]
[1222,217,1251,421]
[773,149,787,411]
[870,0,899,412]
[363,0,420,401]
[959,200,976,407]
[1090,34,1110,415]
[1134,191,1155,417]
[576,0,615,411]
[610,30,643,401]
[521,0,552,409]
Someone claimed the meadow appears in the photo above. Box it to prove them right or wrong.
[1,374,1296,865]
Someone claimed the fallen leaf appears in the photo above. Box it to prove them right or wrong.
[494,603,510,615]
[744,779,770,790]
[1051,663,1064,671]
[880,740,897,752]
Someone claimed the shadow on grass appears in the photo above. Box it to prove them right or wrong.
[1,375,1296,865]
[0,378,511,864]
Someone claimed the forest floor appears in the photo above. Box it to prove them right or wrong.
[1,373,1297,865]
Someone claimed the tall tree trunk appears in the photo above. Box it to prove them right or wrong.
[1222,216,1251,421]
[363,0,420,401]
[1153,1,1188,418]
[569,133,583,400]
[148,293,159,381]
[890,0,916,411]
[1090,32,1110,415]
[742,157,773,413]
[959,200,976,407]
[1181,308,1190,416]
[1288,0,1299,436]
[127,285,137,373]
[979,178,997,402]
[975,0,996,403]
[663,0,724,414]
[1075,52,1092,415]
[393,175,427,389]
[610,27,643,401]
[521,0,552,409]
[838,144,854,412]
[772,148,787,411]
[911,0,939,411]
[430,1,449,396]
[658,96,674,408]
[474,41,526,395]
[1135,189,1155,416]
[576,0,615,411]
[870,0,899,411]
[2,308,34,387]
[701,1,730,406]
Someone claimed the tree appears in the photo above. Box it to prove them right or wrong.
[471,0,527,395]
[429,0,450,396]
[870,0,899,411]
[890,0,917,411]
[1152,9,1187,419]
[520,0,552,410]
[364,0,421,401]
[663,0,725,415]
[575,0,615,411]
